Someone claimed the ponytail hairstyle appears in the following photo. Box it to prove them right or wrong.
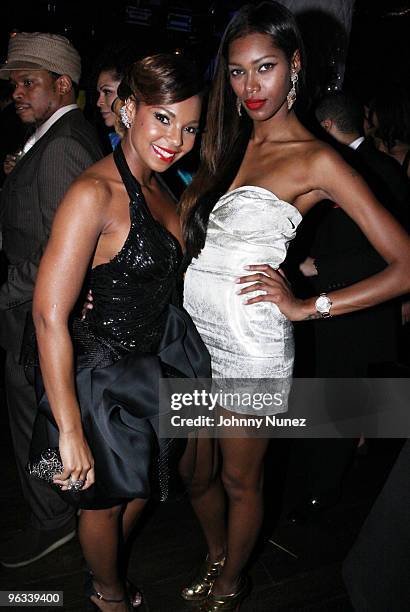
[181,0,306,261]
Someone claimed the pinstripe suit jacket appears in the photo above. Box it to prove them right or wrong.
[0,108,102,355]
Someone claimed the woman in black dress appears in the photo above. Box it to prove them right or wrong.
[32,54,205,611]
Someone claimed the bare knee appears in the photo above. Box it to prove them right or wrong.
[81,505,123,523]
[185,469,216,499]
[180,437,218,498]
[221,468,263,502]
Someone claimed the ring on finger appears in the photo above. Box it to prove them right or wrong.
[67,477,85,492]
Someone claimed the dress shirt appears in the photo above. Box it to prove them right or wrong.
[22,104,78,155]
[349,136,365,151]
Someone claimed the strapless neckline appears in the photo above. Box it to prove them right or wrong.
[219,185,303,223]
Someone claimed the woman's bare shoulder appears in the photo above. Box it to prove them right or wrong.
[292,130,334,159]
[309,140,358,183]
[287,135,346,181]
[299,133,340,160]
[82,152,117,177]
[66,155,120,212]
[274,128,334,169]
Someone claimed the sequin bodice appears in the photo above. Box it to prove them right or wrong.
[73,145,182,366]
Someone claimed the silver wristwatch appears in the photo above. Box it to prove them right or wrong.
[315,293,332,318]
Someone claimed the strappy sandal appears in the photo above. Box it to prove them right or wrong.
[85,569,142,608]
[125,578,142,608]
[85,571,137,611]
[198,575,251,611]
[181,554,226,601]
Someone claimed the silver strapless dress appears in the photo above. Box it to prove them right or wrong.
[183,186,303,415]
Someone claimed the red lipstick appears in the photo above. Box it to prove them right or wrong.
[244,99,266,110]
[156,145,177,154]
[152,144,178,163]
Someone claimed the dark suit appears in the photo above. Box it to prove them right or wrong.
[0,108,102,530]
[287,138,410,507]
[312,138,410,376]
[0,101,28,187]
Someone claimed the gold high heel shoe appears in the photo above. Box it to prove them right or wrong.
[198,576,250,611]
[181,554,226,601]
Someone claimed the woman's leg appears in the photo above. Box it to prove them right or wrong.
[120,499,147,607]
[79,505,130,611]
[122,498,147,542]
[213,433,270,595]
[180,435,226,561]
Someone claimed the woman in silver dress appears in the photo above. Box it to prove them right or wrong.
[180,2,410,610]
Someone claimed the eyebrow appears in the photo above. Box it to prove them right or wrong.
[154,106,176,118]
[153,106,200,125]
[11,72,37,80]
[228,54,279,66]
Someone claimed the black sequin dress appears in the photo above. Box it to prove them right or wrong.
[30,145,211,509]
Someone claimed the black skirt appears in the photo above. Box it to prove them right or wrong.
[30,304,211,509]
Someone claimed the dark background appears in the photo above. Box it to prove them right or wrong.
[0,4,409,610]
[1,0,409,103]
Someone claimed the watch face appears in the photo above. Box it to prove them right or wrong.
[316,296,331,313]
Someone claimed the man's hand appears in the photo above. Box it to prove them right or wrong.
[299,256,318,277]
[3,153,18,175]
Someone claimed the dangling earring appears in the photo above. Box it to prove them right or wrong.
[120,105,131,128]
[287,71,298,110]
[236,97,242,117]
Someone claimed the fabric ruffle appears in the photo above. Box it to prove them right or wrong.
[32,304,211,509]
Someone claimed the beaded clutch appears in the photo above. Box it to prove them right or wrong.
[26,448,64,484]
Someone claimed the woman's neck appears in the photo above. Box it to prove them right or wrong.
[251,107,299,144]
[121,139,154,187]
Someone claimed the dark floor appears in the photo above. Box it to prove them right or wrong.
[0,398,403,612]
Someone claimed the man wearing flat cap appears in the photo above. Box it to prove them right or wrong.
[0,32,102,567]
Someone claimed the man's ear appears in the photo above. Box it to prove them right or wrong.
[320,118,332,132]
[56,75,73,96]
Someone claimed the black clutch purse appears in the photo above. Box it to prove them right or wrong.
[26,447,63,484]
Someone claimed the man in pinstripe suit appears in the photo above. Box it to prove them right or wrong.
[0,33,102,567]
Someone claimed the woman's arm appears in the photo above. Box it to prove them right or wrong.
[238,148,410,321]
[33,176,109,489]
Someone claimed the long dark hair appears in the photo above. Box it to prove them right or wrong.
[181,1,306,261]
